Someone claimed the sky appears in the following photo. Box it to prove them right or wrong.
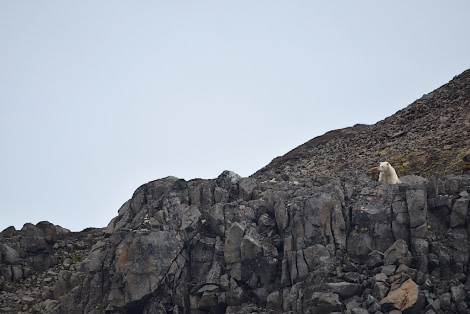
[1,1,469,232]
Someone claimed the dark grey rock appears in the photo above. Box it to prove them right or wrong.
[266,290,281,312]
[450,197,469,228]
[457,301,469,312]
[366,250,384,268]
[368,301,381,313]
[373,282,389,300]
[206,203,225,237]
[257,213,275,234]
[11,265,23,282]
[406,189,427,228]
[181,205,201,239]
[0,226,16,238]
[351,308,369,314]
[296,250,309,279]
[400,175,427,185]
[325,282,362,298]
[238,178,257,201]
[282,283,303,313]
[439,292,452,311]
[380,265,396,276]
[343,272,363,283]
[225,286,246,306]
[273,195,289,233]
[240,235,262,262]
[303,244,330,271]
[384,239,411,266]
[411,238,429,272]
[20,224,49,253]
[348,232,373,258]
[216,170,241,201]
[1,244,20,265]
[451,284,466,303]
[374,272,387,282]
[224,222,245,264]
[310,292,341,313]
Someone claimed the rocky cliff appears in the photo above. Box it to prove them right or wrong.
[1,69,470,314]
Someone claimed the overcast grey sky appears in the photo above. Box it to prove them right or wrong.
[1,1,469,232]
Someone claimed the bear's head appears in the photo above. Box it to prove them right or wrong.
[378,161,391,173]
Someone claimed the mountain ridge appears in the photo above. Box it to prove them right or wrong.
[255,68,470,181]
[1,69,470,314]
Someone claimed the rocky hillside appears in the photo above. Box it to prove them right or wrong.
[255,68,470,182]
[1,69,470,314]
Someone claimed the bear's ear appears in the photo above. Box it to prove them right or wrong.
[387,162,390,166]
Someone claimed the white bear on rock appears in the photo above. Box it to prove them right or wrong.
[378,162,401,184]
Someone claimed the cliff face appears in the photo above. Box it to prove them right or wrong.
[1,69,470,314]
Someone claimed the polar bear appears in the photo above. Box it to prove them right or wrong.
[378,162,401,184]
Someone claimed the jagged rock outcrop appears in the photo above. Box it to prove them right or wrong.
[2,173,469,313]
[1,69,470,313]
[0,224,103,313]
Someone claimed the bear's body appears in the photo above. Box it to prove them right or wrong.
[378,162,401,184]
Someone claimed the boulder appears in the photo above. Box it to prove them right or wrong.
[111,231,183,304]
[238,178,257,201]
[181,205,201,239]
[303,244,330,270]
[1,226,16,238]
[380,278,419,311]
[273,194,289,232]
[310,292,341,313]
[240,235,262,262]
[1,244,20,265]
[406,189,427,228]
[224,223,245,264]
[450,197,469,228]
[384,239,411,266]
[325,282,362,298]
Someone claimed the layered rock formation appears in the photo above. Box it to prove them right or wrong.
[1,69,470,313]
